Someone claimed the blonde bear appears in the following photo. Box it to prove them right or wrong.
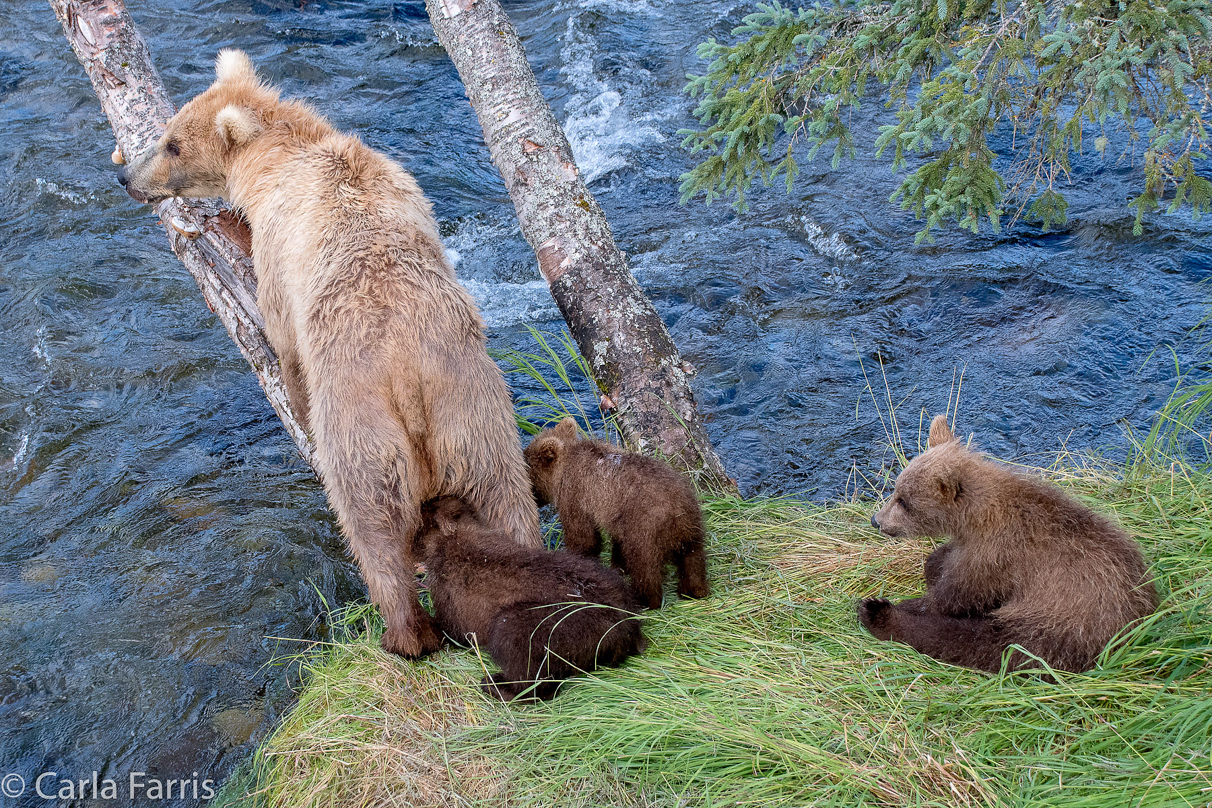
[119,51,540,658]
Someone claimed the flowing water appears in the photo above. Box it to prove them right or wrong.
[1,0,1209,802]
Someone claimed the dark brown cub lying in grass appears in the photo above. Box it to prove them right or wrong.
[417,496,646,701]
[523,417,710,610]
[860,415,1158,674]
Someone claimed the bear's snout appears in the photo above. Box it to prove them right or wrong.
[117,165,151,204]
[871,506,904,537]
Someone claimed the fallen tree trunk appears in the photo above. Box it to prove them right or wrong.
[49,0,315,467]
[426,0,735,494]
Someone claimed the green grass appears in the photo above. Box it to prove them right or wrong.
[218,450,1212,808]
[493,326,621,441]
[219,328,1212,806]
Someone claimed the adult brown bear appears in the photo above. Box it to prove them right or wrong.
[119,50,540,658]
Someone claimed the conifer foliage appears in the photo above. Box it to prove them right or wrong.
[681,1,1212,239]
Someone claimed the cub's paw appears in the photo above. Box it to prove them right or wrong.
[677,580,711,600]
[480,675,513,702]
[858,598,896,640]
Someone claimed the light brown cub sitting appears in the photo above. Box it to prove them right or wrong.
[524,418,710,610]
[860,415,1157,673]
[118,51,541,658]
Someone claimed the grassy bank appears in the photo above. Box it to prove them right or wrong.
[218,446,1212,808]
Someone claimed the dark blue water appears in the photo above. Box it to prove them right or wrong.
[2,0,1209,802]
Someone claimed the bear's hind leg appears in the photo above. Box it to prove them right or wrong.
[379,590,442,659]
[858,598,1011,673]
[348,507,441,659]
[674,532,710,600]
[343,511,440,658]
[431,358,542,549]
[313,398,441,660]
[464,471,541,550]
[621,539,666,610]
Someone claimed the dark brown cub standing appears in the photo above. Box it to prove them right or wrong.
[417,496,646,701]
[523,417,710,610]
[859,414,1158,674]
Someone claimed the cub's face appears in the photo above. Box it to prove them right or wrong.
[118,50,270,204]
[872,415,965,538]
[871,453,961,537]
[522,417,579,504]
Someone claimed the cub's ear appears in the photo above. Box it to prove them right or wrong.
[435,496,472,526]
[215,49,258,84]
[526,436,561,468]
[927,414,956,448]
[936,469,964,502]
[553,416,579,441]
[215,105,262,148]
[419,497,464,540]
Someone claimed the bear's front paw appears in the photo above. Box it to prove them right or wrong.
[381,614,443,659]
[482,674,545,702]
[480,674,517,702]
[858,598,896,640]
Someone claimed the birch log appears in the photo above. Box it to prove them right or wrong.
[49,0,315,467]
[426,0,735,494]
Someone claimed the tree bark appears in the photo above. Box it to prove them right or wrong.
[425,0,735,494]
[50,0,315,468]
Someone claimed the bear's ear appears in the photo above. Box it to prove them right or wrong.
[432,496,465,525]
[553,417,579,441]
[528,437,561,468]
[936,469,964,502]
[928,414,956,448]
[215,105,263,148]
[215,49,258,84]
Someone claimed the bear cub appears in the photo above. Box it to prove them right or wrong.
[524,417,710,610]
[860,415,1158,674]
[417,496,646,701]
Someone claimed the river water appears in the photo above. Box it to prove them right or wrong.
[1,0,1209,803]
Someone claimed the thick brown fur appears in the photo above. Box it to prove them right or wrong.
[119,51,540,658]
[523,418,710,610]
[417,497,646,701]
[860,415,1158,673]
